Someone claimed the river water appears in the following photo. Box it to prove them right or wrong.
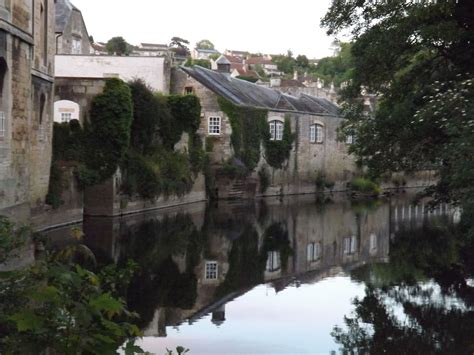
[46,193,473,354]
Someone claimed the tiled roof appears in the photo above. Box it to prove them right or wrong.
[245,57,274,65]
[180,66,339,116]
[140,43,168,48]
[215,55,231,65]
[225,55,243,64]
[280,79,305,88]
[195,48,220,53]
[55,0,77,33]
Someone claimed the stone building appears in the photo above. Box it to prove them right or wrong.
[173,65,357,197]
[55,0,91,55]
[0,0,55,220]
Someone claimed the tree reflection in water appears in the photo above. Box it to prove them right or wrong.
[333,224,474,354]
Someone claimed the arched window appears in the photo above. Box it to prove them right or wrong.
[310,124,324,143]
[269,120,283,141]
[54,100,81,124]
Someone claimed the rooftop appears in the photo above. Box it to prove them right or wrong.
[180,66,339,116]
[55,0,79,33]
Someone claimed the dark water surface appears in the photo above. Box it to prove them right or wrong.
[47,194,474,354]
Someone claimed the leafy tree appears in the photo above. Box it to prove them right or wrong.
[80,78,133,185]
[184,58,211,69]
[321,0,474,235]
[129,79,160,154]
[170,36,190,57]
[296,54,309,69]
[106,36,132,56]
[195,39,215,50]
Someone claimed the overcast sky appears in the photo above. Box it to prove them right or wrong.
[71,0,337,59]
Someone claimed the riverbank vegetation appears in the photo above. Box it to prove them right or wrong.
[0,217,142,354]
[322,1,474,237]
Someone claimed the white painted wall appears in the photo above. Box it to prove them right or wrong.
[54,100,80,123]
[54,55,169,93]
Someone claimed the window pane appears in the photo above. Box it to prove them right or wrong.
[310,125,316,142]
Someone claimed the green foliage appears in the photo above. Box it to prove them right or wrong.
[122,91,204,200]
[0,216,30,264]
[106,36,133,56]
[334,224,474,353]
[129,79,161,154]
[217,158,248,179]
[195,39,215,50]
[264,117,295,169]
[121,148,194,199]
[321,1,474,235]
[236,75,259,83]
[45,162,65,209]
[46,120,86,208]
[218,97,269,171]
[184,58,211,69]
[312,42,354,87]
[350,177,381,194]
[0,218,143,354]
[258,167,270,193]
[81,78,133,186]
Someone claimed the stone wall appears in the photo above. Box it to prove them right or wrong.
[54,77,106,124]
[0,0,55,222]
[56,8,91,55]
[55,55,171,93]
[84,172,207,217]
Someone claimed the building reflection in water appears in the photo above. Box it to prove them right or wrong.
[79,194,458,337]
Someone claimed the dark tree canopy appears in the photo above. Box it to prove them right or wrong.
[322,0,474,236]
[105,36,132,56]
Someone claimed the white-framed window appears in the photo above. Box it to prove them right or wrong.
[343,235,358,255]
[266,251,281,272]
[61,112,72,123]
[370,233,377,252]
[205,261,218,280]
[306,242,321,262]
[72,38,82,54]
[269,120,284,141]
[310,124,324,143]
[208,116,221,135]
[346,134,354,144]
[0,111,5,138]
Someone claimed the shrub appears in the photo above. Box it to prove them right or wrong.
[350,177,381,194]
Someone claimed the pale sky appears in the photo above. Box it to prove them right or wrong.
[71,0,337,59]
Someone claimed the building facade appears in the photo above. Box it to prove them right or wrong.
[173,65,357,197]
[55,0,91,55]
[0,0,55,220]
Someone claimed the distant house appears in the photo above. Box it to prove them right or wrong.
[224,49,249,59]
[211,55,258,79]
[192,48,221,60]
[244,57,282,77]
[55,0,92,54]
[91,42,108,55]
[173,65,356,198]
[134,43,171,57]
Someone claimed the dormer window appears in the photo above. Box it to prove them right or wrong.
[269,120,283,141]
[310,124,324,143]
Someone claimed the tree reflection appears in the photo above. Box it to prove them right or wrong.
[333,225,474,353]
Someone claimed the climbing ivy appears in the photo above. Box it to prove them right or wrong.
[79,78,133,186]
[263,116,295,169]
[218,97,268,171]
[218,97,295,171]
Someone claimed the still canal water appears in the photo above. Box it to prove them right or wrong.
[47,194,473,354]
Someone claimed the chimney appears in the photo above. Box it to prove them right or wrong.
[215,55,231,73]
[270,78,281,87]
